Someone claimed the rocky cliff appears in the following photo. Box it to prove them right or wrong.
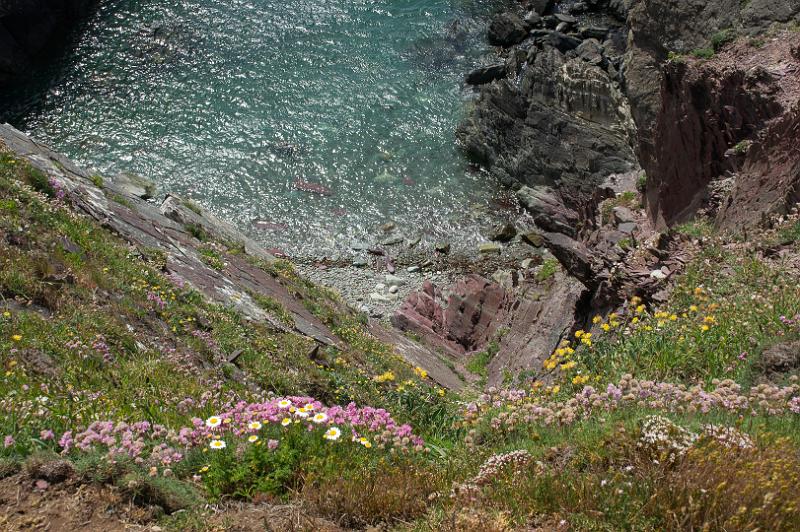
[0,0,95,87]
[391,0,800,386]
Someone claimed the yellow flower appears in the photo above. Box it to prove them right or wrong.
[437,388,445,397]
[551,385,561,394]
[560,361,577,371]
[10,334,22,342]
[574,330,585,339]
[572,375,590,385]
[281,418,291,426]
[2,311,10,318]
[200,465,209,473]
[636,305,646,314]
[248,435,259,443]
[694,287,704,296]
[414,366,428,379]
[689,305,698,312]
[669,314,678,321]
[701,324,710,332]
[592,315,602,324]
[601,323,610,332]
[373,370,396,383]
[703,315,716,324]
[632,317,639,324]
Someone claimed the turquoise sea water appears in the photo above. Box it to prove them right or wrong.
[2,0,508,258]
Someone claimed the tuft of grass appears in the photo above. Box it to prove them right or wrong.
[711,28,736,51]
[185,222,209,242]
[675,218,714,238]
[690,48,715,59]
[535,257,560,282]
[181,199,203,215]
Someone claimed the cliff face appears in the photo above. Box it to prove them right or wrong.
[627,0,800,227]
[640,38,800,227]
[0,0,95,87]
[390,0,800,385]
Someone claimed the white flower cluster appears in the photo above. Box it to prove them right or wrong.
[638,416,755,464]
[638,415,698,463]
[450,449,532,502]
[701,424,754,450]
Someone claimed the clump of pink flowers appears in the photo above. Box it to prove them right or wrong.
[187,396,424,452]
[463,375,800,443]
[49,396,425,470]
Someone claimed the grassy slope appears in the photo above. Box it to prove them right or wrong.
[2,148,800,530]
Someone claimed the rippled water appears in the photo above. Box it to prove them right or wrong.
[1,0,509,258]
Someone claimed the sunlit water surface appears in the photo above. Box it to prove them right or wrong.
[2,0,509,258]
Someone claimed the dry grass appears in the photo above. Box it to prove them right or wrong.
[647,439,800,531]
[300,462,443,528]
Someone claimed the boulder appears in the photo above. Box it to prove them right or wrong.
[488,222,517,242]
[548,31,582,52]
[488,13,529,47]
[465,63,507,85]
[521,231,545,247]
[530,0,554,16]
[109,172,156,200]
[541,231,596,287]
[479,243,502,254]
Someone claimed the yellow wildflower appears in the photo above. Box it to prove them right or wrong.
[10,334,22,342]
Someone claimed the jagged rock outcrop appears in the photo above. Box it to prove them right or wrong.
[636,34,800,227]
[391,270,585,386]
[457,1,637,237]
[717,106,800,229]
[0,0,96,87]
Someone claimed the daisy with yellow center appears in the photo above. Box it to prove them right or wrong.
[358,437,372,448]
[209,439,226,450]
[278,399,292,409]
[312,413,328,424]
[296,409,309,418]
[323,427,341,441]
[281,418,291,426]
[248,435,259,443]
[248,421,262,431]
[205,416,222,428]
[304,403,315,411]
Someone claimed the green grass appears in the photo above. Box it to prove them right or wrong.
[536,257,560,282]
[711,28,736,51]
[690,48,715,59]
[3,147,800,530]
